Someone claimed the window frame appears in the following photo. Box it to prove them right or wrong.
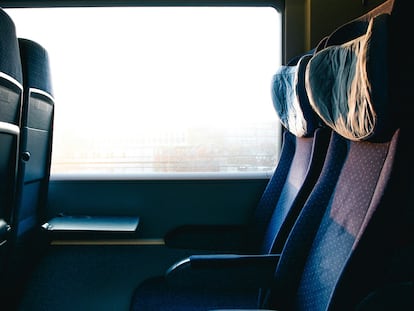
[5,1,285,180]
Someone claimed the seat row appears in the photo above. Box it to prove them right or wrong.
[130,0,413,310]
[0,8,55,308]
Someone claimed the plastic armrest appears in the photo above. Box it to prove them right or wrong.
[165,253,280,289]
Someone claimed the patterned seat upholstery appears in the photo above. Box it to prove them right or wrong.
[263,1,413,309]
[249,52,331,255]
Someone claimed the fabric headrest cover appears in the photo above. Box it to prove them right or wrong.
[306,14,391,142]
[271,54,320,138]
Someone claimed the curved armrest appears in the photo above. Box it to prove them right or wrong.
[165,254,280,290]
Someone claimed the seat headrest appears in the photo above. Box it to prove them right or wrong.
[271,54,321,138]
[305,14,393,142]
[18,38,53,96]
[323,0,395,49]
[0,9,23,84]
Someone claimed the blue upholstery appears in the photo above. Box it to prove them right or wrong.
[253,53,329,254]
[130,51,331,310]
[263,1,413,309]
[130,1,412,310]
[265,132,401,309]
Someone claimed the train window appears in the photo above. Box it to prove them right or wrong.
[7,6,282,178]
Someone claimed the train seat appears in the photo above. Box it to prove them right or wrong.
[165,51,330,256]
[129,50,332,310]
[130,0,413,310]
[12,38,54,243]
[5,38,55,309]
[0,8,23,271]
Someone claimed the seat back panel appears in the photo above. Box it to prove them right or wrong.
[295,132,395,310]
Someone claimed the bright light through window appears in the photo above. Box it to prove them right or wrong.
[7,6,282,177]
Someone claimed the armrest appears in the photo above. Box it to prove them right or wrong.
[165,254,280,290]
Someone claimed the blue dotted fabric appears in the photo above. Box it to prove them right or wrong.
[265,129,404,311]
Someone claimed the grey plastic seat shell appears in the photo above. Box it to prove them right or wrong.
[0,8,23,259]
[3,38,55,310]
[12,38,55,240]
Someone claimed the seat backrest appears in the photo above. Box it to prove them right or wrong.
[263,1,413,309]
[0,8,23,263]
[4,38,55,308]
[249,52,330,254]
[12,38,54,242]
[164,51,331,255]
[128,50,334,311]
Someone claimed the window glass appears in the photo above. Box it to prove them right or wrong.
[7,7,282,176]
